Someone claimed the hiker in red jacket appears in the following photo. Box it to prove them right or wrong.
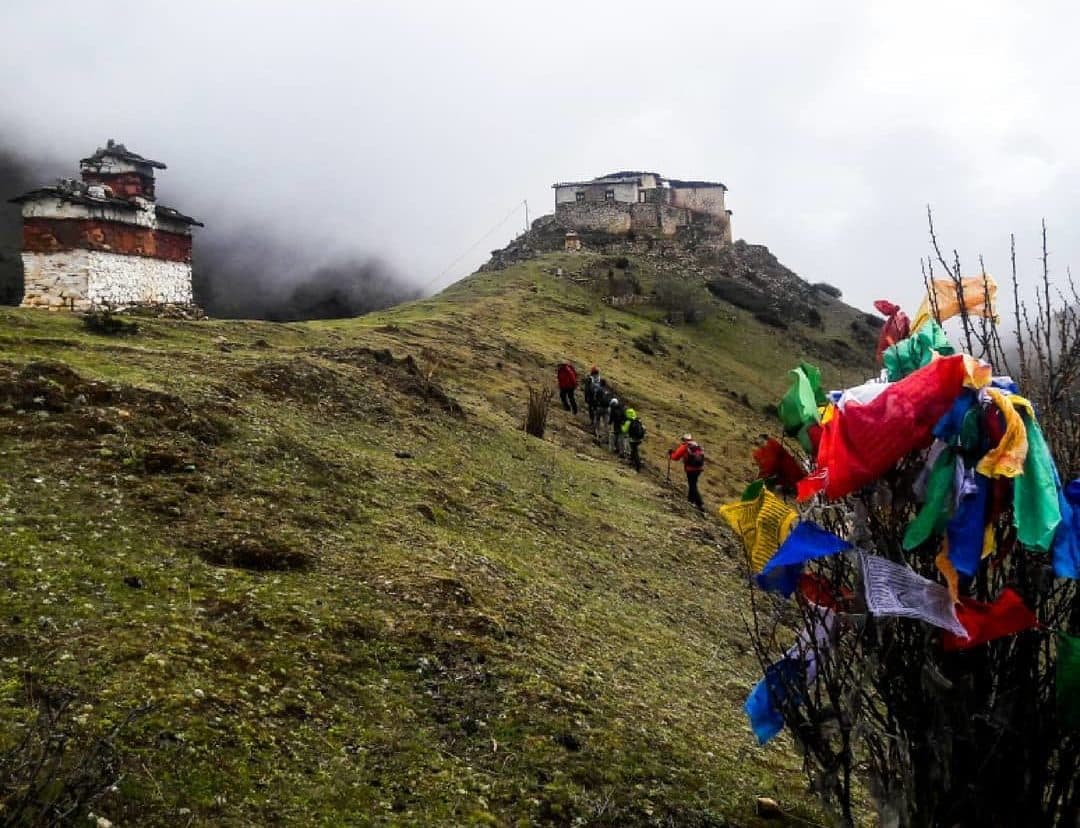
[669,433,705,511]
[556,361,579,414]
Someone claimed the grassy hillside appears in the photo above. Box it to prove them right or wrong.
[0,251,874,826]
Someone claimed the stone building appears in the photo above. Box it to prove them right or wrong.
[551,171,732,242]
[10,140,202,311]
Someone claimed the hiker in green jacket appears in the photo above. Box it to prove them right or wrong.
[622,408,646,472]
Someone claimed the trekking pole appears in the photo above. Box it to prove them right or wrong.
[666,452,671,482]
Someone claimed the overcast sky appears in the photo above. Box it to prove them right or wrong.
[2,0,1079,313]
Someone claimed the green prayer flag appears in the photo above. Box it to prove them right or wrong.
[883,320,956,381]
[741,479,766,501]
[778,363,824,435]
[903,448,956,550]
[1014,411,1062,551]
[1057,633,1080,731]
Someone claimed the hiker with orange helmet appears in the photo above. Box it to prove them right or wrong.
[669,433,705,511]
[556,360,579,414]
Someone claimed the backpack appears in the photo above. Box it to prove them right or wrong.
[686,442,705,469]
[628,418,645,441]
[609,401,625,423]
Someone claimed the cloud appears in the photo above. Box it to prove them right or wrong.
[1,0,1078,318]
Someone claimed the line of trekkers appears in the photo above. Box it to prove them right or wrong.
[556,360,706,512]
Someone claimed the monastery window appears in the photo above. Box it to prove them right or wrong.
[605,190,615,201]
[575,191,585,202]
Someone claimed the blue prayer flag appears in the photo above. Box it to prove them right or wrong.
[744,658,801,745]
[761,521,851,575]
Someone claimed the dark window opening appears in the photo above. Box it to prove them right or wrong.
[575,191,585,202]
[605,190,615,201]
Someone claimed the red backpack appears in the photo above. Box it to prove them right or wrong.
[557,364,576,388]
[686,442,705,469]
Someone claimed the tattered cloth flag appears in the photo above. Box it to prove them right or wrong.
[756,522,852,597]
[718,488,798,573]
[799,355,969,502]
[1013,402,1062,552]
[753,438,806,489]
[778,363,827,453]
[942,588,1040,651]
[744,609,835,744]
[910,274,998,333]
[874,299,910,362]
[883,318,955,382]
[744,658,801,745]
[1052,479,1080,579]
[859,551,968,638]
[1057,633,1080,731]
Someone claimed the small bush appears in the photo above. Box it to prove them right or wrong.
[654,276,713,324]
[754,310,787,329]
[524,385,552,438]
[81,306,139,336]
[812,281,843,298]
[613,256,630,270]
[705,278,772,314]
[804,307,823,328]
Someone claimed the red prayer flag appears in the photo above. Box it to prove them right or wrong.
[799,354,968,501]
[797,573,855,612]
[874,299,911,362]
[942,587,1040,651]
[753,438,807,489]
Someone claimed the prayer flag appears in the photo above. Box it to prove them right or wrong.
[719,488,798,573]
[859,552,968,638]
[798,355,968,502]
[942,588,1039,651]
[910,275,998,333]
[762,521,851,574]
[744,658,801,745]
[1057,633,1080,731]
[1052,480,1080,580]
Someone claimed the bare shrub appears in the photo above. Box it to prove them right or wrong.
[524,385,553,438]
[0,693,151,826]
[746,215,1080,827]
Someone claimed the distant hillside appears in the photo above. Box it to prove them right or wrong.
[0,246,878,825]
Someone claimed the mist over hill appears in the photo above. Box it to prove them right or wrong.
[0,137,419,319]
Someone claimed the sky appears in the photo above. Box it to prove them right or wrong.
[2,0,1079,313]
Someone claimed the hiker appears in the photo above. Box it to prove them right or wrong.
[556,360,578,414]
[622,408,645,471]
[583,366,602,426]
[669,433,705,511]
[592,379,611,439]
[609,396,627,455]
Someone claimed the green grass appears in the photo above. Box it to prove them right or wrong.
[0,253,874,826]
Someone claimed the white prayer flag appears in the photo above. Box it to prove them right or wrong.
[859,551,968,638]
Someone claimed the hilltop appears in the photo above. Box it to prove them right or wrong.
[0,237,876,825]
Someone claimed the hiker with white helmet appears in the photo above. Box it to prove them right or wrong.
[608,395,626,455]
[669,433,705,511]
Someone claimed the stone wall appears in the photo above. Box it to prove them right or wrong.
[630,203,690,235]
[669,186,727,220]
[21,250,193,311]
[555,201,633,233]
